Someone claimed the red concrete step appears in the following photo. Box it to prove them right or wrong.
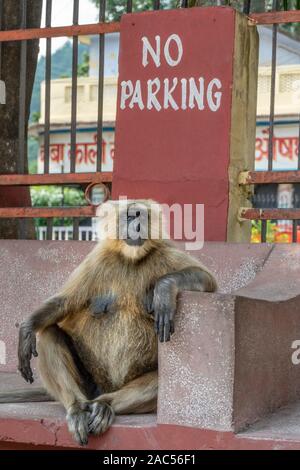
[1,374,300,450]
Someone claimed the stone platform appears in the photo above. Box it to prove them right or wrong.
[1,240,300,449]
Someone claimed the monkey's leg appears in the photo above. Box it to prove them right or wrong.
[37,325,96,445]
[87,371,157,436]
[18,296,82,384]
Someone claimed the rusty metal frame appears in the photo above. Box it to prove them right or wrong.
[0,1,119,240]
[0,22,120,42]
[241,5,300,243]
[0,172,113,186]
[0,207,96,218]
[249,11,300,25]
[239,171,300,185]
[2,9,299,44]
[1,4,300,242]
[240,208,300,221]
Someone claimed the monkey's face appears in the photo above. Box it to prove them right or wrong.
[96,200,166,260]
[121,207,148,247]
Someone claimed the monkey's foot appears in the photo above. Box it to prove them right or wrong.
[87,401,115,435]
[66,403,89,446]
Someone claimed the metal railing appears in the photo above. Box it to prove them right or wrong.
[37,225,96,241]
[239,2,300,242]
[0,0,118,239]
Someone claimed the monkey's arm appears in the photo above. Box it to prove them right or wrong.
[152,254,217,343]
[18,296,86,383]
[18,253,96,383]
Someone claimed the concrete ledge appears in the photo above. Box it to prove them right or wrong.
[1,388,300,450]
[158,244,300,433]
[1,241,300,449]
[0,240,269,373]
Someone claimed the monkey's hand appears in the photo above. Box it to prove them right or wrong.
[18,322,38,384]
[143,287,154,315]
[89,294,115,318]
[152,276,177,343]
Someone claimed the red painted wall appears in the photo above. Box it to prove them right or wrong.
[113,7,236,241]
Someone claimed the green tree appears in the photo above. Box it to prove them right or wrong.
[92,0,300,41]
[91,0,178,21]
[31,186,85,208]
[31,186,86,227]
[281,0,300,40]
[78,51,90,77]
[30,41,89,120]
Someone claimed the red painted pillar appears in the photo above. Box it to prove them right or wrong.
[112,7,258,242]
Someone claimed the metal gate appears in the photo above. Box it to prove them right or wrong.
[0,0,300,242]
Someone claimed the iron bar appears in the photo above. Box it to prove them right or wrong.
[267,4,278,173]
[70,0,79,173]
[297,39,300,243]
[243,0,251,15]
[0,0,3,78]
[18,1,28,240]
[297,118,300,171]
[261,220,267,243]
[73,217,79,240]
[18,0,27,174]
[46,218,53,240]
[126,0,133,13]
[293,220,298,243]
[260,0,279,243]
[97,0,106,172]
[44,0,52,174]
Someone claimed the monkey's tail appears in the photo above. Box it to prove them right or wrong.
[0,388,54,403]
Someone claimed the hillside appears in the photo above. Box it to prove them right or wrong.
[29,40,89,172]
[30,40,89,120]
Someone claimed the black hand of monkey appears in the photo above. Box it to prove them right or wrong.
[143,287,154,315]
[152,277,176,343]
[89,294,115,317]
[18,322,38,384]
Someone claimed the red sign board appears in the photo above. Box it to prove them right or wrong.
[113,7,237,241]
